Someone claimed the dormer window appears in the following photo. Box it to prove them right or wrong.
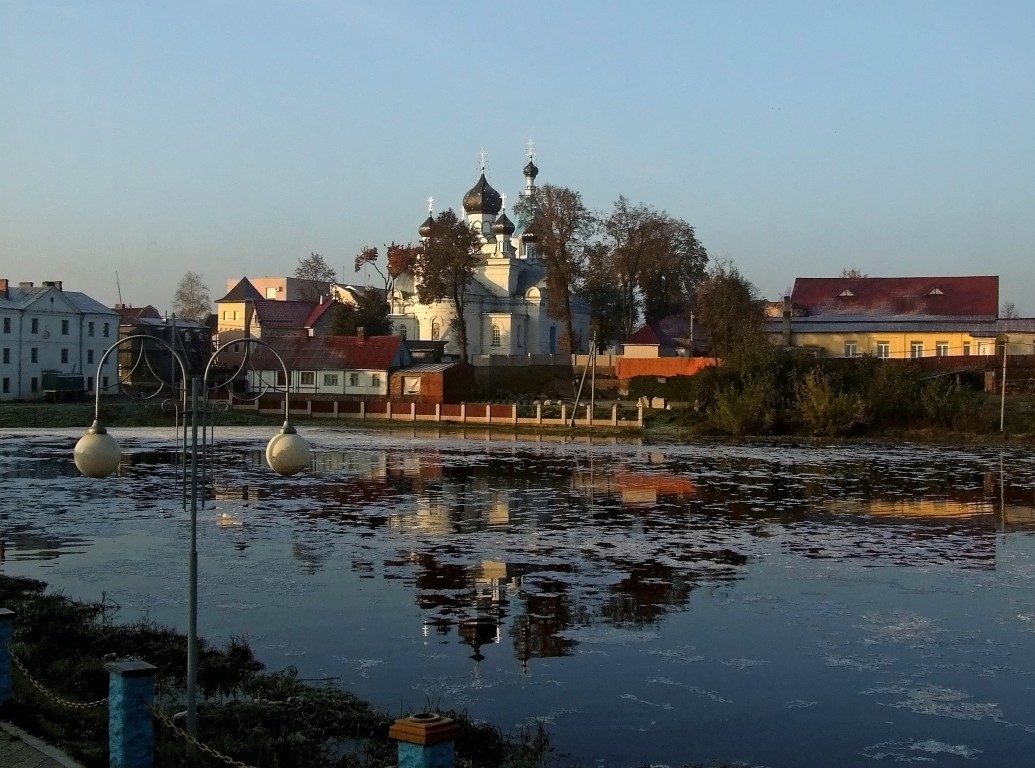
[838,289,854,297]
[928,288,944,295]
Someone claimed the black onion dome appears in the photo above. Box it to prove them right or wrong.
[462,173,503,215]
[493,212,515,236]
[520,228,538,243]
[523,159,539,179]
[419,215,434,238]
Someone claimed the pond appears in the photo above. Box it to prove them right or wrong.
[2,426,1035,767]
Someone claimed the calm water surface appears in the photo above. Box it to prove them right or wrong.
[2,426,1035,767]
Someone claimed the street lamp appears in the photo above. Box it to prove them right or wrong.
[74,334,309,761]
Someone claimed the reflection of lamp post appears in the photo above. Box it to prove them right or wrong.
[73,335,310,762]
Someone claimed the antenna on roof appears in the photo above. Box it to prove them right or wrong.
[115,270,123,305]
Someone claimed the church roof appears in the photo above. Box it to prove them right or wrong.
[462,173,502,216]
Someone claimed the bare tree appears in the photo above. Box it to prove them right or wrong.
[1000,301,1019,319]
[412,210,481,362]
[839,268,867,278]
[295,252,337,300]
[171,271,211,322]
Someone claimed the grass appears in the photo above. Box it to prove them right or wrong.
[0,574,552,768]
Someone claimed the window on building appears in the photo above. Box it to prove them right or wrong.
[30,377,38,392]
[2,318,9,333]
[2,377,8,394]
[491,324,501,347]
[998,342,1007,358]
[962,341,971,356]
[265,287,279,299]
[88,321,95,337]
[516,325,523,348]
[876,342,890,359]
[61,348,68,364]
[399,326,407,340]
[910,341,923,358]
[233,311,239,321]
[403,376,421,395]
[61,319,69,335]
[323,373,339,386]
[102,376,109,388]
[2,348,8,364]
[844,341,857,358]
[276,370,286,386]
[300,371,316,386]
[371,374,381,388]
[31,319,39,334]
[103,323,110,337]
[87,349,94,364]
[87,376,93,392]
[30,348,38,363]
[349,373,359,387]
[935,341,949,357]
[431,321,440,341]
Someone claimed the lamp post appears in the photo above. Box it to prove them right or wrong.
[74,334,309,763]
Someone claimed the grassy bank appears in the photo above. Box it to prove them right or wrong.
[0,574,549,768]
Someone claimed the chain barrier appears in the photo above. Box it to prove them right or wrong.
[8,643,110,710]
[147,702,257,768]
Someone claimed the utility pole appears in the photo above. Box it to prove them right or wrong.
[1000,338,1008,433]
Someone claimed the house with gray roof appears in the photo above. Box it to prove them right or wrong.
[0,279,119,400]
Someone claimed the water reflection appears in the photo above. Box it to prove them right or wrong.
[4,430,1035,765]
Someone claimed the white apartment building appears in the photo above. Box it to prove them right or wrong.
[0,279,119,401]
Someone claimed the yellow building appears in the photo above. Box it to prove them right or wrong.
[767,276,1035,358]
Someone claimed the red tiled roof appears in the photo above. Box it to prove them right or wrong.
[251,335,403,371]
[791,276,998,317]
[304,300,336,328]
[626,315,695,346]
[254,300,318,327]
[116,305,162,321]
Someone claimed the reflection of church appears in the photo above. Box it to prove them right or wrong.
[390,148,592,357]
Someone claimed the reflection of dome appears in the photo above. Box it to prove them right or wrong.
[523,159,539,179]
[419,215,434,238]
[462,174,503,215]
[493,212,515,236]
[459,616,498,661]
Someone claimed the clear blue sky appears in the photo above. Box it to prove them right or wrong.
[3,1,1033,314]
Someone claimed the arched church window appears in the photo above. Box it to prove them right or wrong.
[431,321,441,341]
[399,325,407,340]
[491,324,501,347]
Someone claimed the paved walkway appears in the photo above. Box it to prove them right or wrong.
[0,721,84,768]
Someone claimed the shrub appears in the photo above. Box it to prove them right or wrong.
[795,369,868,436]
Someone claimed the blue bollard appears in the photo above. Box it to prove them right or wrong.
[106,660,158,768]
[0,608,13,705]
[389,713,460,768]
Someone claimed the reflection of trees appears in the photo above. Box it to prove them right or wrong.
[511,576,576,667]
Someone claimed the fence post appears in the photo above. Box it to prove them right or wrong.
[106,660,157,768]
[389,713,460,768]
[611,404,618,426]
[461,402,466,424]
[0,609,13,705]
[637,403,644,426]
[411,402,417,422]
[360,400,366,420]
[585,403,592,426]
[536,403,542,425]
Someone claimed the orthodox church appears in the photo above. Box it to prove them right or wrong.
[389,150,591,357]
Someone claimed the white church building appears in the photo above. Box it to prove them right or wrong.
[390,151,591,358]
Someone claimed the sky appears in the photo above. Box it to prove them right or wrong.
[2,1,1034,315]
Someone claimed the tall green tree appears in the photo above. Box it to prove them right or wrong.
[412,209,481,362]
[694,258,766,367]
[294,252,337,300]
[526,184,597,353]
[640,217,708,323]
[582,242,625,352]
[329,289,391,336]
[171,271,211,322]
[603,197,708,335]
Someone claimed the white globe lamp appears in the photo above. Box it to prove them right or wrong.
[266,423,310,476]
[74,421,122,478]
